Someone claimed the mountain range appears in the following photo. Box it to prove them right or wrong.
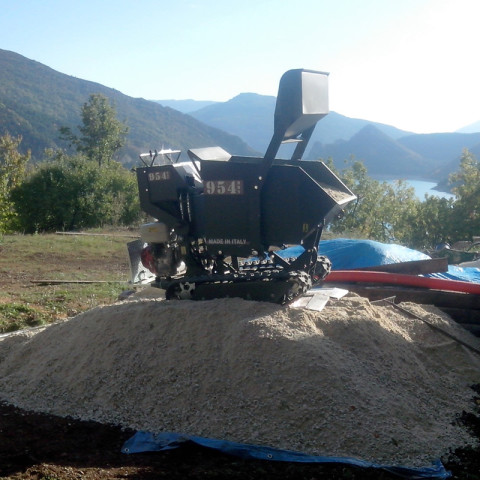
[157,96,480,181]
[2,48,480,182]
[157,95,412,150]
[0,49,255,166]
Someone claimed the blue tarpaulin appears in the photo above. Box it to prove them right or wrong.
[122,431,451,479]
[277,238,430,269]
[319,238,431,269]
[426,265,480,283]
[280,238,480,284]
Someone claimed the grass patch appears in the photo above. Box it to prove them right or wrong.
[0,230,136,332]
[0,303,49,332]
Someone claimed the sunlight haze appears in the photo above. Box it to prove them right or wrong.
[1,0,479,133]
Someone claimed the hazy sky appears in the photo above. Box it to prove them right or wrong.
[1,0,479,133]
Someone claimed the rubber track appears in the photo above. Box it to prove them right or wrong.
[162,270,312,304]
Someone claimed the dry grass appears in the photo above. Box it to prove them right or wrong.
[0,230,139,332]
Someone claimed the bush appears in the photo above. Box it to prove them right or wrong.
[11,153,140,232]
[0,133,30,233]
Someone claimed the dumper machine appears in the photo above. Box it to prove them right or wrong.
[128,69,357,304]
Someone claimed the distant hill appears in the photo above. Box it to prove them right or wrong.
[471,142,480,158]
[184,93,480,181]
[153,99,218,113]
[309,127,480,180]
[187,93,412,154]
[0,49,255,165]
[310,125,432,177]
[312,111,412,144]
[398,132,480,176]
[457,120,480,134]
[190,93,276,153]
[3,48,480,182]
[432,138,480,185]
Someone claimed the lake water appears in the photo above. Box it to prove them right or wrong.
[376,178,455,201]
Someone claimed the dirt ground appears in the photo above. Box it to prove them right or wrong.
[0,394,479,480]
[1,234,480,479]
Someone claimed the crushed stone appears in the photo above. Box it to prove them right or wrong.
[1,293,480,467]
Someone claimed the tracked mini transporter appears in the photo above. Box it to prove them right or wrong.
[129,69,357,303]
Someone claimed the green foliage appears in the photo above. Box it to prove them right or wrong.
[8,95,139,233]
[0,302,48,333]
[325,157,468,250]
[329,159,421,244]
[11,152,140,233]
[448,149,480,240]
[59,94,129,166]
[408,196,455,248]
[0,133,30,232]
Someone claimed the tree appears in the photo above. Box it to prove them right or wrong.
[60,94,128,166]
[11,151,140,233]
[411,195,455,248]
[448,149,480,240]
[329,159,420,244]
[0,133,30,232]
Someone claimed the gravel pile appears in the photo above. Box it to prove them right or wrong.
[1,293,480,467]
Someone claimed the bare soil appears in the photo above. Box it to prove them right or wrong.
[0,401,394,480]
[0,394,479,480]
